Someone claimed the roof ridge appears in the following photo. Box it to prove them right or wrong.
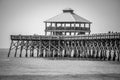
[70,13,76,22]
[68,12,75,22]
[73,13,90,22]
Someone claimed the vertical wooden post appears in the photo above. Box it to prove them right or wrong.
[39,40,42,57]
[70,32,71,35]
[78,41,80,57]
[74,32,76,35]
[30,46,34,57]
[25,47,28,57]
[116,49,119,61]
[45,22,47,35]
[19,46,23,57]
[67,41,70,57]
[30,47,32,57]
[65,32,66,35]
[62,41,65,57]
[79,23,81,27]
[19,41,24,57]
[84,23,85,28]
[48,40,51,57]
[58,40,61,57]
[96,42,99,58]
[45,31,47,36]
[55,22,57,35]
[74,23,76,35]
[64,23,66,35]
[64,40,67,57]
[14,40,19,57]
[89,23,91,34]
[8,40,13,57]
[70,23,71,35]
[37,46,39,57]
[30,41,34,57]
[25,41,29,57]
[76,41,79,58]
[118,40,120,61]
[108,47,111,61]
[74,40,77,57]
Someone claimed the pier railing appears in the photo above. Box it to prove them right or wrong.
[11,32,120,40]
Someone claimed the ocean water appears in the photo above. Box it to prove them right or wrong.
[0,49,120,80]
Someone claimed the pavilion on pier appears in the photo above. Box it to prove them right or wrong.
[44,8,91,35]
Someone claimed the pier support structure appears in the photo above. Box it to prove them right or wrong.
[8,33,120,61]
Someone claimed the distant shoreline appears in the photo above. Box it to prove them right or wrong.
[0,74,120,80]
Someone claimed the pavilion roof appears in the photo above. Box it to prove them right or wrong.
[44,8,91,23]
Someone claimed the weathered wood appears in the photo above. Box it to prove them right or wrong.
[8,34,120,61]
[19,41,24,57]
[19,46,23,57]
[14,41,19,57]
[8,40,13,57]
[25,41,29,57]
[37,46,39,57]
[48,40,51,57]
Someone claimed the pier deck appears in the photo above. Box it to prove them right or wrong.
[11,32,120,40]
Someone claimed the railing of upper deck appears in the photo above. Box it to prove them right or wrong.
[46,27,90,31]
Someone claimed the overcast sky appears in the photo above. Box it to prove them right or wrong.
[0,0,120,48]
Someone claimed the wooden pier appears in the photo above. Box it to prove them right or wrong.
[8,33,120,61]
[8,8,120,61]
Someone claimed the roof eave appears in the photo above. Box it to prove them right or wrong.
[44,21,92,24]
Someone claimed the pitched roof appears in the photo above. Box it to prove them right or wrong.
[44,8,91,23]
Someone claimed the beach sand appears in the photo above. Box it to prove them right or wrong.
[0,49,120,80]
